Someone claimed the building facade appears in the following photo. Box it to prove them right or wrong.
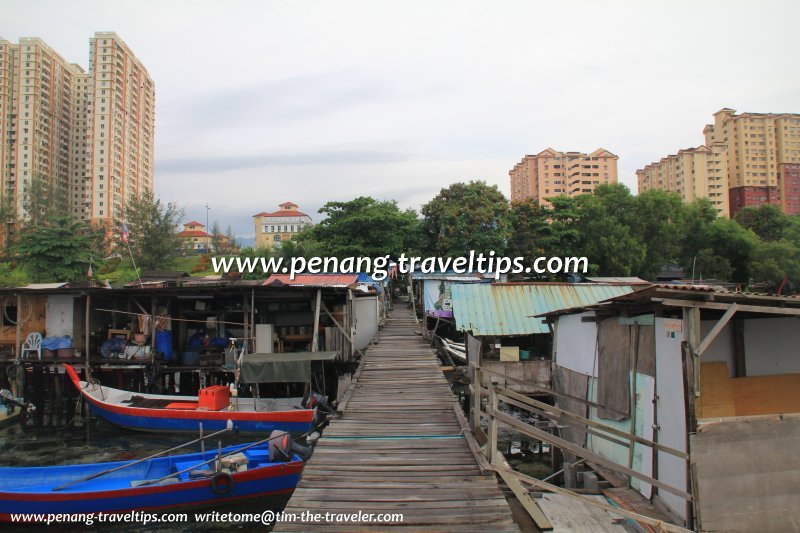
[86,33,155,224]
[639,109,800,217]
[636,144,730,217]
[509,148,619,205]
[0,32,154,231]
[253,202,313,249]
[178,221,211,252]
[0,37,88,228]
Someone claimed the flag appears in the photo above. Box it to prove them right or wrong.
[121,222,129,244]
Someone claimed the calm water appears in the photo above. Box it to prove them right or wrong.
[0,419,290,531]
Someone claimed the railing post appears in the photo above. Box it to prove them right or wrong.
[471,366,482,430]
[487,385,498,464]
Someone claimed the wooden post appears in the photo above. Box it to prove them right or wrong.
[472,366,482,430]
[150,295,157,358]
[311,289,321,352]
[85,293,91,372]
[685,306,701,396]
[250,289,255,349]
[15,293,21,361]
[628,324,640,477]
[487,385,498,464]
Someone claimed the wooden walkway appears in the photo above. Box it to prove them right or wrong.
[275,312,519,532]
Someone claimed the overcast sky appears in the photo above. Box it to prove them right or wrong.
[3,1,799,238]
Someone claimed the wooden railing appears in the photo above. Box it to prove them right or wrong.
[466,365,694,533]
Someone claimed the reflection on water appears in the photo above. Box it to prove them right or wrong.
[0,419,290,531]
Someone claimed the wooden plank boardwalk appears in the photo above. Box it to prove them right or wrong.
[275,312,519,532]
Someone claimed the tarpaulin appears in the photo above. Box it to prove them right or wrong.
[239,351,338,383]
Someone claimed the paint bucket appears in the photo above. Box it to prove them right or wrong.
[520,350,531,361]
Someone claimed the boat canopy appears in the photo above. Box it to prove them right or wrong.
[239,351,338,383]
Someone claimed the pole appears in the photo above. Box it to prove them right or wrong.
[85,293,91,374]
[204,203,211,253]
[311,289,321,352]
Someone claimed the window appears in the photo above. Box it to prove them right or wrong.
[274,235,281,242]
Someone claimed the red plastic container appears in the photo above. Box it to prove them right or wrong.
[197,385,231,411]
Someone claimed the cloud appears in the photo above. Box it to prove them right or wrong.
[157,148,415,173]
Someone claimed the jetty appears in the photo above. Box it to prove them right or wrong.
[275,312,519,532]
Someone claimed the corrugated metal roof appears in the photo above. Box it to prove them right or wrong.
[263,274,359,288]
[451,283,638,336]
[585,276,649,284]
[410,272,487,281]
[22,283,69,290]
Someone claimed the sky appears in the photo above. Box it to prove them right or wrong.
[3,0,800,239]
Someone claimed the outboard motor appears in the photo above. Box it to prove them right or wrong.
[0,389,28,413]
[302,390,335,414]
[268,430,314,462]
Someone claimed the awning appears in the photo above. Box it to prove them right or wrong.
[239,351,338,383]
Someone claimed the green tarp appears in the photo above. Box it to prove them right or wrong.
[239,351,338,383]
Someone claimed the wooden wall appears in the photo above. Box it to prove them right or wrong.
[0,295,47,348]
[698,361,800,418]
[691,414,800,532]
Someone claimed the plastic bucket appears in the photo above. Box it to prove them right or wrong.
[155,330,174,361]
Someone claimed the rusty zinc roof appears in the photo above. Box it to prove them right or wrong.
[450,282,638,336]
[263,274,359,288]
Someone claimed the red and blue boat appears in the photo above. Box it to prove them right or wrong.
[0,441,303,520]
[64,364,315,434]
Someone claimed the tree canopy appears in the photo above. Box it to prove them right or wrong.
[121,193,187,271]
[13,215,105,282]
[421,181,512,256]
[297,197,421,258]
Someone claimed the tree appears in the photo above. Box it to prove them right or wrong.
[13,215,105,282]
[421,181,512,256]
[121,193,187,271]
[630,189,686,278]
[734,204,789,242]
[508,199,552,271]
[299,197,421,258]
[680,202,757,283]
[223,225,241,253]
[750,239,800,287]
[573,186,646,276]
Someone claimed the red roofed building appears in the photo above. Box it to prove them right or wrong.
[178,221,217,252]
[253,202,313,249]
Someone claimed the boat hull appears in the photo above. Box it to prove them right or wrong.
[85,401,312,433]
[63,364,314,434]
[0,446,303,520]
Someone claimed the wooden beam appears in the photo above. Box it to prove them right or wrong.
[471,366,482,430]
[685,306,701,396]
[490,409,693,501]
[655,298,800,317]
[696,303,737,357]
[496,386,688,459]
[452,402,491,474]
[85,293,91,371]
[311,289,321,352]
[487,386,498,464]
[496,466,554,531]
[15,293,21,362]
[492,464,692,533]
[321,300,352,345]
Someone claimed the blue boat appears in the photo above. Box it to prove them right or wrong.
[0,442,304,521]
